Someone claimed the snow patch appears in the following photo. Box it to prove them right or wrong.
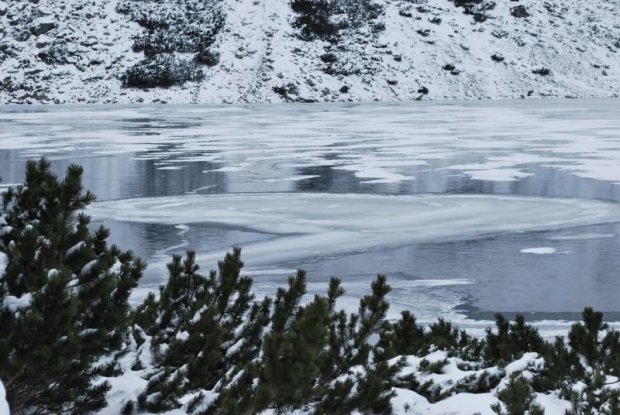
[3,293,32,313]
[0,377,9,415]
[0,252,6,277]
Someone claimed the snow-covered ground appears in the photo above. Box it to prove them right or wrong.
[98,348,574,415]
[0,0,619,104]
[0,379,8,415]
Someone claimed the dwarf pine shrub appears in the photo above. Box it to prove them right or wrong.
[0,159,144,414]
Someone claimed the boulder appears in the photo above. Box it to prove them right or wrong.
[510,5,530,18]
[31,20,57,36]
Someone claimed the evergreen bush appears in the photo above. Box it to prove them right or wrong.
[0,158,144,414]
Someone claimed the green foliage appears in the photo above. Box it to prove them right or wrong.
[427,318,461,350]
[560,308,620,413]
[485,314,544,365]
[491,373,545,415]
[452,370,504,395]
[378,310,426,358]
[0,158,144,414]
[258,272,330,410]
[208,274,398,414]
[569,307,606,369]
[135,248,264,412]
[532,336,584,393]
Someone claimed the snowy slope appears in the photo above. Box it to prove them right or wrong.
[0,0,618,104]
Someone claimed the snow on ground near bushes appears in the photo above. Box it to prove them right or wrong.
[0,252,6,278]
[0,378,8,415]
[0,0,619,104]
[98,348,572,415]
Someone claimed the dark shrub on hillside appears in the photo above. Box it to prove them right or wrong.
[341,0,384,25]
[132,18,224,58]
[320,52,338,63]
[532,67,551,76]
[117,0,223,87]
[291,0,383,41]
[122,56,204,88]
[273,83,300,102]
[450,0,495,22]
[195,48,220,67]
[0,43,17,63]
[291,0,339,40]
[510,5,530,18]
[38,43,71,65]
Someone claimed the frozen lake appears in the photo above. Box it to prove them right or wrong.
[2,99,620,333]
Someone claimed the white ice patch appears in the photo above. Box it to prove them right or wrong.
[89,193,620,270]
[521,247,557,255]
[3,100,620,185]
[548,233,616,241]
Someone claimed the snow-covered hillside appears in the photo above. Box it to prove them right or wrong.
[0,0,619,104]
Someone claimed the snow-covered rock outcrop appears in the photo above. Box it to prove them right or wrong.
[0,0,618,104]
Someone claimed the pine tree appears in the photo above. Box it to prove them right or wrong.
[207,274,400,415]
[378,310,426,358]
[491,373,545,415]
[563,308,620,413]
[532,336,584,393]
[257,272,331,411]
[314,275,399,415]
[484,314,543,365]
[134,248,267,413]
[0,158,144,414]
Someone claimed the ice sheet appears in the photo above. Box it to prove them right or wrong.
[89,193,620,269]
[2,100,620,185]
